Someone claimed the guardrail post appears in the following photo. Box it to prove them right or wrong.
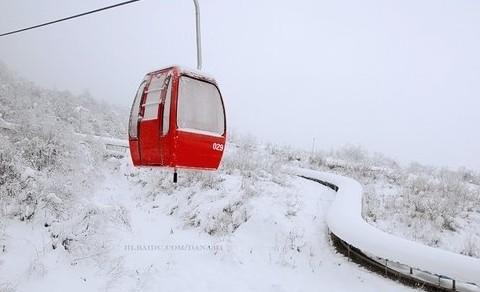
[452,279,456,291]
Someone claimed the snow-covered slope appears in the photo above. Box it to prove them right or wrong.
[1,154,414,291]
[293,168,480,287]
[1,63,479,291]
[306,146,480,260]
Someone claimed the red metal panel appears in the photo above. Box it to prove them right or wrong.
[129,140,141,166]
[138,119,161,165]
[175,130,225,170]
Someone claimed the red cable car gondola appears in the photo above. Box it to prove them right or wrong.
[128,1,226,182]
[128,66,226,179]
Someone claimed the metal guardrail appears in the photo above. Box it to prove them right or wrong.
[75,132,129,156]
[0,119,129,156]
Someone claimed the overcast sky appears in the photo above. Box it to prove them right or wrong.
[1,0,479,171]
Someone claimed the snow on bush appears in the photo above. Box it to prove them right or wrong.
[0,63,128,259]
[0,64,136,290]
[119,133,291,238]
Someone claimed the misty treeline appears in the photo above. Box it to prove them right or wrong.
[0,62,127,228]
[0,61,479,259]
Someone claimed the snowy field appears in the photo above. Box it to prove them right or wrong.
[1,153,415,291]
[1,63,479,291]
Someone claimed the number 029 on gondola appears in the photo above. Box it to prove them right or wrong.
[128,66,227,170]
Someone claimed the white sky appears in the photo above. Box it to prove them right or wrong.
[1,0,479,171]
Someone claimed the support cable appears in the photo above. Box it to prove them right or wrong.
[0,0,143,37]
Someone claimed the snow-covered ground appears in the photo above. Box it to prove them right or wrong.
[1,154,415,291]
[365,177,480,258]
[360,164,480,259]
[2,63,479,291]
[295,168,480,287]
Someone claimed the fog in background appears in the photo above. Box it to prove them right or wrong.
[1,0,479,171]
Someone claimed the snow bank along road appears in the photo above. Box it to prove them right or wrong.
[293,168,480,291]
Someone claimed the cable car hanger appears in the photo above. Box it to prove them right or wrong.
[193,0,202,70]
[128,0,227,183]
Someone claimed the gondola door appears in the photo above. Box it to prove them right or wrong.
[129,70,172,166]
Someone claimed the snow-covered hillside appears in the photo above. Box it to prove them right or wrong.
[1,63,479,291]
[2,149,415,291]
[322,146,480,259]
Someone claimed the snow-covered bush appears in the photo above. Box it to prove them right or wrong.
[308,151,327,168]
[223,135,289,186]
[0,63,125,228]
[462,235,480,258]
[332,144,369,164]
[397,169,473,232]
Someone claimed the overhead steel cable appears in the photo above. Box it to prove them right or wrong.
[0,0,143,37]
